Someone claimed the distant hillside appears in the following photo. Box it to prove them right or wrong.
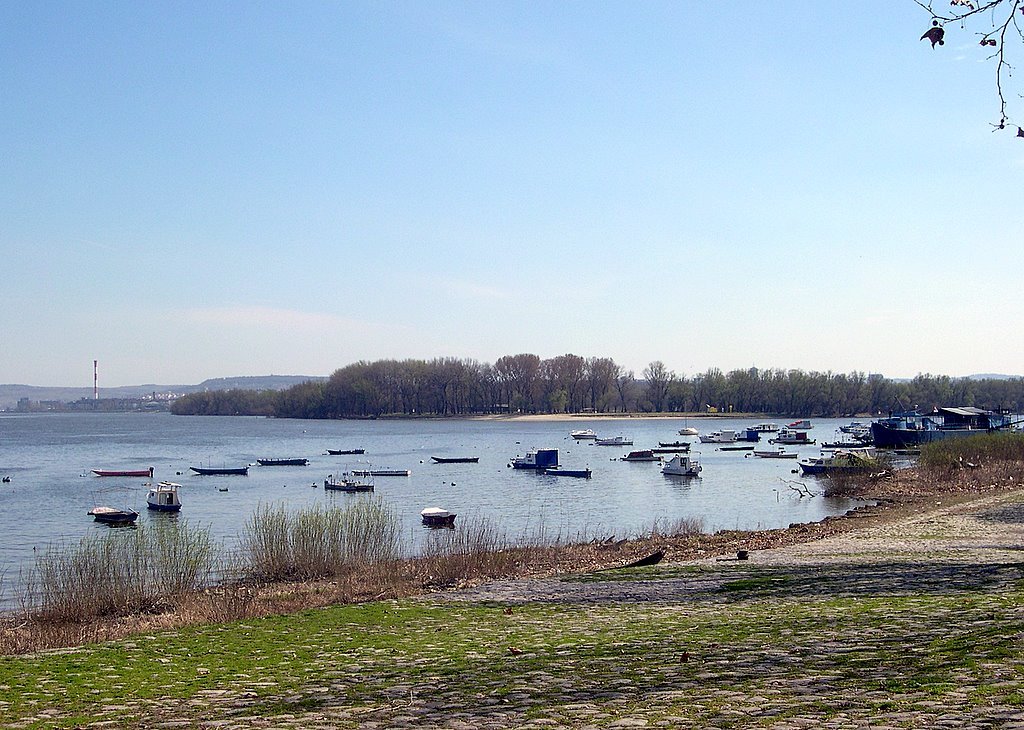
[0,375,324,410]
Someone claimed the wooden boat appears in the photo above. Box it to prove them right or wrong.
[661,454,701,476]
[542,467,592,478]
[92,467,154,478]
[421,507,456,527]
[257,458,309,466]
[146,481,182,511]
[430,456,480,463]
[351,469,410,477]
[620,450,661,462]
[324,473,374,492]
[326,448,365,455]
[190,465,249,476]
[88,506,139,525]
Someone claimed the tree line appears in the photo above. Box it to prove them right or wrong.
[169,355,1024,419]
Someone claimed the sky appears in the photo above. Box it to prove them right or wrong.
[2,1,1022,387]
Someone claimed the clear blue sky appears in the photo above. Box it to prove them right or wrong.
[2,2,1021,386]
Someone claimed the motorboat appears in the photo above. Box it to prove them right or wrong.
[752,448,798,459]
[770,429,815,445]
[146,481,182,511]
[421,507,456,527]
[88,506,139,525]
[511,448,559,470]
[570,429,598,440]
[595,436,633,446]
[798,450,878,476]
[678,426,699,436]
[620,450,661,462]
[661,454,702,476]
[351,469,411,477]
[869,407,1016,449]
[787,419,813,430]
[750,423,780,433]
[324,472,374,492]
[326,448,365,455]
[699,430,736,444]
[658,441,691,449]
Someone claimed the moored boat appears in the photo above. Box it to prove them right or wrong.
[869,407,1016,449]
[257,458,309,467]
[661,454,702,476]
[788,419,813,430]
[658,441,691,449]
[190,465,249,476]
[752,448,798,459]
[324,472,374,492]
[430,456,480,463]
[798,450,878,476]
[326,448,365,455]
[699,430,737,444]
[421,507,456,527]
[92,467,154,478]
[750,423,780,433]
[770,429,815,445]
[595,436,633,446]
[678,426,699,436]
[620,449,661,462]
[570,429,598,440]
[88,506,139,525]
[542,467,592,478]
[351,469,411,477]
[511,448,559,470]
[146,481,182,511]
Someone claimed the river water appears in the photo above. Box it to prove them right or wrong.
[0,412,866,598]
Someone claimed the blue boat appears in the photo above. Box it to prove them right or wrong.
[870,407,1016,449]
[510,448,559,470]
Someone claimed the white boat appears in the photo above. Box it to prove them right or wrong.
[677,426,699,436]
[752,448,798,459]
[661,454,702,476]
[351,469,411,477]
[421,507,456,527]
[146,481,182,512]
[787,419,813,430]
[324,472,374,491]
[698,429,736,444]
[570,429,598,440]
[595,436,633,446]
[770,428,815,445]
[620,449,661,462]
[750,423,780,433]
[511,448,559,470]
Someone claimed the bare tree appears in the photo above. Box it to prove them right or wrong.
[915,0,1024,134]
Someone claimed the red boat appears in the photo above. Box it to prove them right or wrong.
[92,467,154,478]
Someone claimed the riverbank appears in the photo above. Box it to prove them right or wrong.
[2,459,1024,726]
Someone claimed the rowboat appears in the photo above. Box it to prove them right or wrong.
[257,458,309,466]
[541,467,592,478]
[88,506,139,525]
[190,465,249,476]
[92,467,154,478]
[326,448,365,455]
[430,456,480,463]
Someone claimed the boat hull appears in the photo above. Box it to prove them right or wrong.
[431,457,480,463]
[257,458,308,466]
[869,423,992,449]
[92,468,153,478]
[190,466,249,476]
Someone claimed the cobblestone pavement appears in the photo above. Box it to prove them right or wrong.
[8,491,1024,729]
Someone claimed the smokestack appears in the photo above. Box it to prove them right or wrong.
[94,360,98,400]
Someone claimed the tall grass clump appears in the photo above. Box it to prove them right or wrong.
[919,432,1024,471]
[418,516,519,587]
[241,500,402,582]
[24,521,216,622]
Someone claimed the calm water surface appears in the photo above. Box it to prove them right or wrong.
[0,412,867,595]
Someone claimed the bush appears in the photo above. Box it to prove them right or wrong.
[919,432,1024,471]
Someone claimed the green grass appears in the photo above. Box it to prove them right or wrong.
[3,561,1023,728]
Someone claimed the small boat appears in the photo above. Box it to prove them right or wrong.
[787,419,813,430]
[595,436,633,446]
[421,507,456,527]
[699,430,736,444]
[542,467,592,478]
[678,426,699,436]
[750,423,780,433]
[511,448,559,470]
[719,444,755,451]
[88,506,139,525]
[570,429,598,440]
[324,472,374,492]
[351,469,411,477]
[620,450,661,462]
[734,429,761,442]
[798,450,878,476]
[190,465,249,476]
[658,441,691,449]
[326,448,365,455]
[92,467,154,478]
[770,429,815,445]
[661,454,702,476]
[651,447,692,454]
[430,456,480,464]
[146,481,182,511]
[257,458,309,467]
[752,448,799,459]
[821,440,867,450]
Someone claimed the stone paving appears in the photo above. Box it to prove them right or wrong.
[6,490,1024,728]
